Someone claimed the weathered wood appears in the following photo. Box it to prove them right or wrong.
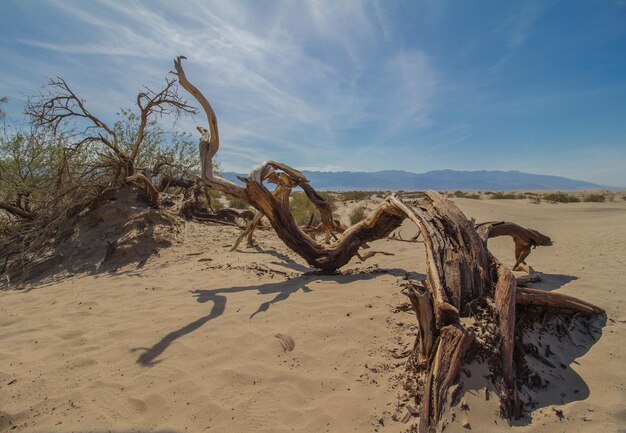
[172,56,606,433]
[476,221,552,270]
[493,263,519,418]
[403,281,436,360]
[516,287,604,315]
[388,194,490,325]
[419,323,473,433]
[0,201,35,220]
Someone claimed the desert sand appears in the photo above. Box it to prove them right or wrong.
[1,195,625,432]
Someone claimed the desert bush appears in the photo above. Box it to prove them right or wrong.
[349,206,367,225]
[338,191,370,201]
[452,190,480,199]
[227,195,250,209]
[583,194,606,203]
[543,192,580,203]
[0,74,203,280]
[289,192,316,225]
[531,196,541,204]
[490,192,525,200]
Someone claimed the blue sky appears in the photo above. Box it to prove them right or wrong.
[1,1,625,186]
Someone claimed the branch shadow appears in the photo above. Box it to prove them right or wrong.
[236,245,313,273]
[134,267,420,367]
[526,273,578,292]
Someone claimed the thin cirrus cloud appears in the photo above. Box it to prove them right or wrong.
[1,0,625,185]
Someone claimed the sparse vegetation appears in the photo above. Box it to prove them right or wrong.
[490,192,525,200]
[451,190,481,200]
[543,192,580,203]
[287,191,337,225]
[226,195,250,209]
[207,191,225,211]
[583,193,606,203]
[349,206,366,225]
[338,190,371,201]
[289,191,316,225]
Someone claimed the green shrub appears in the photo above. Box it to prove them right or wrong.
[583,194,605,203]
[349,206,367,225]
[543,192,580,203]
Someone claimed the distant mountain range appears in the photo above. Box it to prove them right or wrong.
[223,169,613,191]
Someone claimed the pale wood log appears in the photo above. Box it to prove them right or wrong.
[516,287,604,315]
[419,323,473,433]
[476,221,552,270]
[388,194,490,325]
[402,281,436,360]
[493,263,520,418]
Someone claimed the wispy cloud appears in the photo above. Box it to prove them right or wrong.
[1,0,625,185]
[14,0,439,171]
[506,2,542,48]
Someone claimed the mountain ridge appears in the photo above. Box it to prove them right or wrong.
[223,169,617,191]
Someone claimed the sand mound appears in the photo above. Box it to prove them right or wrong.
[4,186,182,285]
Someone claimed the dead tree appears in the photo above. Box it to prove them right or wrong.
[26,76,195,183]
[173,56,604,432]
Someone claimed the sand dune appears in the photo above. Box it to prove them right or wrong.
[1,197,625,432]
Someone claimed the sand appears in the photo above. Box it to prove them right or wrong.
[1,196,625,432]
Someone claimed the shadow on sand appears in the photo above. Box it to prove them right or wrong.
[511,311,607,425]
[525,272,578,292]
[134,267,421,366]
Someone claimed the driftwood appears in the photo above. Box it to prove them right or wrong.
[173,56,604,432]
[476,221,553,271]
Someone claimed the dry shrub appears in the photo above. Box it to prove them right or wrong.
[349,206,366,225]
[583,193,606,202]
[543,192,580,203]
